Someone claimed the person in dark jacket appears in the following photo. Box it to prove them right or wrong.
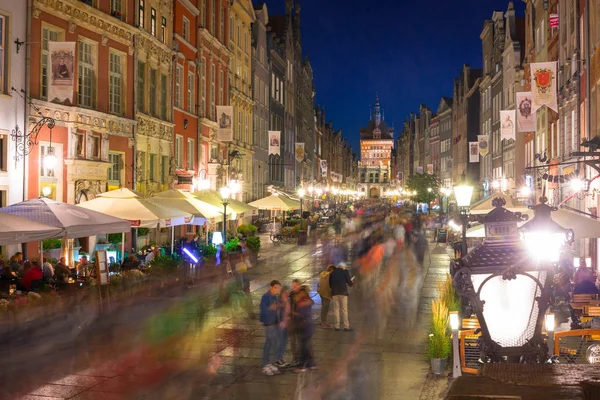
[329,262,353,331]
[293,287,316,371]
[259,280,282,375]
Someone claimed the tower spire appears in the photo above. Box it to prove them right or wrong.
[374,94,381,125]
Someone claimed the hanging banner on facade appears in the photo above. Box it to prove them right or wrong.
[426,164,434,175]
[516,92,536,132]
[216,106,233,141]
[48,42,76,104]
[295,142,305,162]
[320,159,327,177]
[478,135,490,157]
[469,142,480,163]
[530,62,558,112]
[268,131,281,156]
[500,110,516,141]
[330,171,337,182]
[416,166,424,174]
[549,14,559,28]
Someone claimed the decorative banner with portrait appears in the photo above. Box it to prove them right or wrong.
[516,92,536,132]
[530,62,558,112]
[216,106,233,141]
[268,131,281,155]
[416,166,424,174]
[469,142,480,163]
[426,164,434,175]
[48,42,76,104]
[295,142,305,162]
[478,135,490,157]
[500,110,516,141]
[320,159,327,177]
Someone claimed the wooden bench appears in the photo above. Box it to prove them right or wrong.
[583,305,600,317]
[461,318,480,330]
[570,294,599,310]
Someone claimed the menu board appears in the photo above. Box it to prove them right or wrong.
[436,228,448,243]
[95,250,110,285]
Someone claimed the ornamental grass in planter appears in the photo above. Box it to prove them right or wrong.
[427,298,451,375]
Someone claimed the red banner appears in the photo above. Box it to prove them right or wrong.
[127,220,141,227]
[549,14,558,28]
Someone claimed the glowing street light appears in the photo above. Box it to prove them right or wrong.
[220,186,231,239]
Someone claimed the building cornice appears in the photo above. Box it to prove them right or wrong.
[137,32,175,67]
[33,0,135,47]
[198,29,232,57]
[174,33,197,54]
[31,99,135,137]
[179,0,200,17]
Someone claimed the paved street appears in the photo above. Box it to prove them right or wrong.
[16,235,452,400]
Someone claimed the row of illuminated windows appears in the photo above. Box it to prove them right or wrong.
[139,0,168,44]
[174,135,195,171]
[440,138,451,153]
[137,151,171,184]
[137,61,169,119]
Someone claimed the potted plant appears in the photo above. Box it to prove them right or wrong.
[237,224,258,238]
[427,298,451,375]
[42,238,62,260]
[246,236,261,262]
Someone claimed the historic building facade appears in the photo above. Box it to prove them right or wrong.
[437,97,453,189]
[197,0,231,193]
[452,65,482,192]
[0,0,26,207]
[229,0,255,202]
[501,2,525,192]
[251,3,269,201]
[172,0,200,192]
[134,0,175,196]
[357,97,394,198]
[267,26,286,188]
[27,0,138,204]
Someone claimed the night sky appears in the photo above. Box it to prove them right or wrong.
[254,0,525,153]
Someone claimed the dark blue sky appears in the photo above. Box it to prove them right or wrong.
[255,0,525,153]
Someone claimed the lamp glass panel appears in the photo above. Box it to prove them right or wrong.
[454,185,474,207]
[471,271,546,348]
[523,232,564,262]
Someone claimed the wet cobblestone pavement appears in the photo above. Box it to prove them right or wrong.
[13,235,452,400]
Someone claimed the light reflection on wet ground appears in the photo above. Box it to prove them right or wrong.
[4,228,447,400]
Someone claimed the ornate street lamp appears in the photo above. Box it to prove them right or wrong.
[220,186,231,239]
[453,179,474,258]
[10,108,56,166]
[298,188,305,221]
[453,197,572,363]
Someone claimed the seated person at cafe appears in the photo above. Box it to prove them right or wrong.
[54,257,70,282]
[8,252,23,276]
[144,247,160,265]
[20,261,43,291]
[574,261,596,286]
[122,254,140,270]
[42,262,54,282]
[76,255,91,277]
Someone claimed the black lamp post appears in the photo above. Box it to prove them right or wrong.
[220,186,231,240]
[453,177,474,258]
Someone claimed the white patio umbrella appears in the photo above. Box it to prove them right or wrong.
[1,198,130,266]
[78,188,195,254]
[469,193,531,215]
[248,194,301,211]
[192,190,258,219]
[77,188,193,228]
[148,189,229,224]
[0,212,64,246]
[1,198,130,238]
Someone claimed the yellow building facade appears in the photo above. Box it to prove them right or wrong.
[229,0,255,202]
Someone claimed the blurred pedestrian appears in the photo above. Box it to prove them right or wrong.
[329,262,354,331]
[260,280,282,375]
[288,279,302,367]
[275,286,291,367]
[294,286,316,372]
[317,265,335,328]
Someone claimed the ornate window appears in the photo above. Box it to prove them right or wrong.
[109,52,123,114]
[78,40,96,108]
